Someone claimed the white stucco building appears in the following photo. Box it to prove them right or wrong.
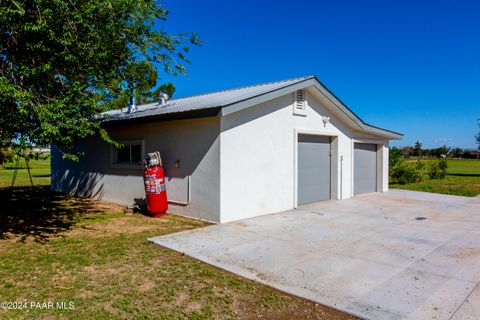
[51,76,402,223]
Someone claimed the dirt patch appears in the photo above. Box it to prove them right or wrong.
[77,289,93,299]
[233,295,355,320]
[67,216,157,237]
[138,279,156,293]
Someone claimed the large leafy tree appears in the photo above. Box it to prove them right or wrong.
[110,62,176,110]
[0,0,199,159]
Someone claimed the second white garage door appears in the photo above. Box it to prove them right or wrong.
[354,143,377,195]
[297,135,331,205]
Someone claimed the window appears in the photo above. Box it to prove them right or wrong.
[112,140,144,167]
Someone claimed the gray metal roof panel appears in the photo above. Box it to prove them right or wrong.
[102,76,314,121]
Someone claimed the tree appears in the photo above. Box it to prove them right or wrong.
[155,83,176,100]
[476,119,480,150]
[389,147,421,184]
[449,147,463,158]
[437,145,450,158]
[0,147,14,169]
[413,141,422,158]
[110,61,177,109]
[401,146,412,157]
[111,81,176,110]
[0,0,200,160]
[389,147,403,175]
[429,159,448,179]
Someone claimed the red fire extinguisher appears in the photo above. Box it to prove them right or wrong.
[143,152,168,217]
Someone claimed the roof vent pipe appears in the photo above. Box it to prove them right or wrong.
[127,96,137,114]
[158,92,169,106]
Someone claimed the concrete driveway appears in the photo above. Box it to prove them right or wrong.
[150,190,480,320]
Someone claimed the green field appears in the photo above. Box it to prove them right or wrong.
[0,156,51,188]
[390,159,480,197]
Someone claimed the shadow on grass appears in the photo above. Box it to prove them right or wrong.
[0,185,110,243]
[32,173,51,177]
[448,173,480,177]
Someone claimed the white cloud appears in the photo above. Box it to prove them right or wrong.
[434,137,452,142]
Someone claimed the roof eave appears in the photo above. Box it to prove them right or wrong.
[310,78,403,140]
[101,106,222,126]
[221,76,403,140]
[220,77,316,116]
[360,127,403,140]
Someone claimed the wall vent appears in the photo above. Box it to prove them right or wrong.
[295,90,305,110]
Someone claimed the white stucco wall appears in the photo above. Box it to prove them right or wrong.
[51,117,221,222]
[219,90,389,223]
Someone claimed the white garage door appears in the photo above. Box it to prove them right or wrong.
[354,143,377,195]
[297,135,331,205]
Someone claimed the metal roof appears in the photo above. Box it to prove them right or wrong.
[102,75,403,139]
[102,76,314,122]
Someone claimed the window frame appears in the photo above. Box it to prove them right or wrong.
[110,139,145,170]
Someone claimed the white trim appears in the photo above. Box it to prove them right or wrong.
[376,144,383,192]
[352,138,387,144]
[351,139,355,197]
[293,130,298,208]
[340,154,344,199]
[296,128,339,137]
[110,139,145,170]
[330,136,339,200]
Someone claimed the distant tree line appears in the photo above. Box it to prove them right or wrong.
[395,141,479,159]
[477,119,480,150]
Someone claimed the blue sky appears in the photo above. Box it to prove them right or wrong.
[160,0,479,149]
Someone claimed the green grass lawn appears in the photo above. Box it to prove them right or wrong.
[390,159,480,197]
[0,156,51,188]
[0,160,353,319]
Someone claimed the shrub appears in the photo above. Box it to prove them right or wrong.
[391,163,422,184]
[389,147,403,177]
[389,147,422,184]
[438,158,448,172]
[428,159,448,179]
[429,162,443,179]
[414,159,426,180]
[0,148,14,168]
